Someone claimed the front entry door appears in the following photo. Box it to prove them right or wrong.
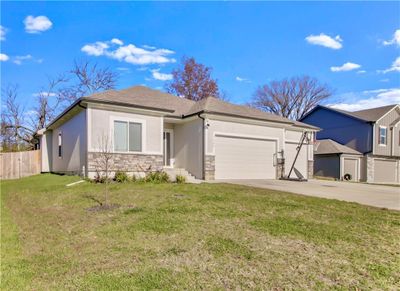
[163,130,173,167]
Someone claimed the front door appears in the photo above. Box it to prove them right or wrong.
[163,130,173,167]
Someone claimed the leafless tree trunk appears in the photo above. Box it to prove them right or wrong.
[250,76,333,120]
[94,133,113,206]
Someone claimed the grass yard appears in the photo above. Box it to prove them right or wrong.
[1,174,399,290]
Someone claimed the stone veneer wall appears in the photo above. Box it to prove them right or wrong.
[205,155,215,180]
[87,152,163,177]
[307,161,313,179]
[366,154,374,183]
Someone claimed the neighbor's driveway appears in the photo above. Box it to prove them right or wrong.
[217,179,400,210]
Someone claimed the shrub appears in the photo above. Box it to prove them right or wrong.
[114,171,129,183]
[93,173,110,184]
[145,171,170,183]
[175,175,186,184]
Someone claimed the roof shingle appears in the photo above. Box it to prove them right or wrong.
[84,86,317,129]
[315,139,362,155]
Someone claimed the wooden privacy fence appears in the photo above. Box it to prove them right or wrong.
[0,150,41,180]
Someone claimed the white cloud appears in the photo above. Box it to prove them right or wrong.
[0,25,6,41]
[235,76,250,82]
[380,79,390,83]
[13,54,32,65]
[32,92,58,97]
[0,54,10,62]
[383,29,400,47]
[356,70,366,74]
[24,15,53,33]
[151,69,172,81]
[330,62,361,72]
[378,57,400,74]
[305,33,343,49]
[143,45,156,50]
[0,53,9,61]
[329,88,400,111]
[81,41,109,56]
[111,38,123,45]
[81,39,175,65]
[116,67,130,71]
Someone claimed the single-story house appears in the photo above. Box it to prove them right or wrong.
[314,139,363,181]
[39,85,318,180]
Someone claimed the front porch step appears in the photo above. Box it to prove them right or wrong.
[163,168,202,184]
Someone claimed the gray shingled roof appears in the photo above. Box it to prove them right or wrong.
[315,139,362,155]
[326,104,398,122]
[83,86,317,129]
[85,86,195,116]
[184,96,294,124]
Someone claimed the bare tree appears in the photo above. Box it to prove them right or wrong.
[165,57,220,101]
[93,133,114,206]
[1,85,35,151]
[65,60,118,102]
[2,60,118,151]
[29,75,69,132]
[250,76,333,120]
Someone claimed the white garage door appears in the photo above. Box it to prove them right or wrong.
[214,135,276,179]
[374,159,398,183]
[285,142,308,179]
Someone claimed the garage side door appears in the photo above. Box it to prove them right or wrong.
[285,142,308,179]
[343,158,359,181]
[374,159,398,183]
[215,135,276,179]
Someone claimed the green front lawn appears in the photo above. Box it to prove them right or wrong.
[1,174,399,290]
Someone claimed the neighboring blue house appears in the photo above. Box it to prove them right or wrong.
[300,104,400,184]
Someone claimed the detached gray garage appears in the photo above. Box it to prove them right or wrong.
[314,139,362,181]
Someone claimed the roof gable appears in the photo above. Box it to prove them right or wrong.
[301,105,369,123]
[301,104,399,123]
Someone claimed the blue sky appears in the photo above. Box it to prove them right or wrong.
[1,1,399,112]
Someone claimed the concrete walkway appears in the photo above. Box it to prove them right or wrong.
[216,179,400,210]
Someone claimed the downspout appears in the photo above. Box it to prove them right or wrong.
[198,113,206,180]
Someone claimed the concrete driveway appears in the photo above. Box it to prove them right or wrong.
[218,179,400,210]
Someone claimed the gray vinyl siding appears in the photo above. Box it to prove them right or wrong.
[301,108,373,154]
[374,107,400,157]
[394,125,400,156]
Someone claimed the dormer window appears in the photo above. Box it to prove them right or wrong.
[379,126,387,145]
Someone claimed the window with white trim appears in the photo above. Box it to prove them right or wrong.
[113,121,142,152]
[58,132,62,157]
[379,126,387,145]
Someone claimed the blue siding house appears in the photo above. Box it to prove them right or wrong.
[300,104,400,184]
